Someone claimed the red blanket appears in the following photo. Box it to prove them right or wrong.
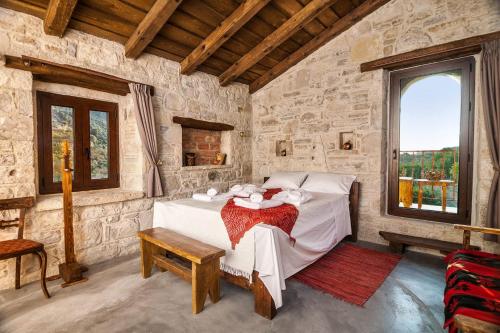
[443,250,500,333]
[221,188,298,249]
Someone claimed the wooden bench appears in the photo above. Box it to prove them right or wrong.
[138,227,225,314]
[379,231,480,255]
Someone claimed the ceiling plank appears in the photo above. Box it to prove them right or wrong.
[124,0,183,59]
[203,0,302,55]
[360,31,500,72]
[43,0,78,37]
[249,0,391,93]
[219,0,339,86]
[180,0,271,75]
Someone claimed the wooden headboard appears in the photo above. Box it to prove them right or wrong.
[263,177,360,242]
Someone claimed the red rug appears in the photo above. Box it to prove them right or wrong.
[293,243,402,306]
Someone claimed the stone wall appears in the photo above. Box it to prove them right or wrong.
[252,0,500,254]
[0,8,251,290]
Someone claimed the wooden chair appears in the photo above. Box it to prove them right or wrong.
[0,197,50,298]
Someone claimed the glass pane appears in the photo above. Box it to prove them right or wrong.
[90,110,109,180]
[398,70,461,214]
[51,106,74,182]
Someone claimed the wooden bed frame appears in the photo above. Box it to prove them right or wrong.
[220,181,361,319]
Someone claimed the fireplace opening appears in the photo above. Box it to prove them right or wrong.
[182,128,229,167]
[174,117,233,168]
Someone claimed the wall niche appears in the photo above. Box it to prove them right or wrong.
[173,117,233,167]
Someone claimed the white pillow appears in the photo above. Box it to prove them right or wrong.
[300,172,356,194]
[262,172,308,190]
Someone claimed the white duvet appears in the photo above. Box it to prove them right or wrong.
[152,191,351,308]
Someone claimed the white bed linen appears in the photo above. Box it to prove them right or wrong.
[152,192,351,308]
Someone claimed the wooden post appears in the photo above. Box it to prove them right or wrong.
[417,182,423,209]
[462,230,471,250]
[441,183,448,212]
[59,140,88,287]
[62,141,75,264]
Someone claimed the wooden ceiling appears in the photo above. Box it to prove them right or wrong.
[0,0,391,93]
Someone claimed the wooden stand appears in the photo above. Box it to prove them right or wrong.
[59,141,87,287]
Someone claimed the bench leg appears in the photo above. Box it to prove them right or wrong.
[192,262,208,314]
[208,259,220,304]
[140,239,158,279]
[389,241,405,254]
[192,260,220,314]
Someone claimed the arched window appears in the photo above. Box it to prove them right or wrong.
[388,57,474,224]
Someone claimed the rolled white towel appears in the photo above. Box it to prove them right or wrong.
[230,184,243,193]
[211,192,234,201]
[250,192,264,203]
[235,189,251,197]
[192,193,213,202]
[207,187,218,197]
[243,184,256,191]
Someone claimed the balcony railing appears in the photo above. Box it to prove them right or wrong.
[398,148,459,213]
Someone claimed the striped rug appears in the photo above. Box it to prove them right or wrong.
[293,243,402,306]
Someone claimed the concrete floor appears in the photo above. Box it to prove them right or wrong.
[0,243,446,333]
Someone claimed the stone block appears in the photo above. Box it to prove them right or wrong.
[74,219,103,250]
[104,214,139,241]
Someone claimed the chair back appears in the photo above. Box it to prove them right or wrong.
[0,197,35,240]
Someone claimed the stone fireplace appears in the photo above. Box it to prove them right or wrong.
[182,128,222,166]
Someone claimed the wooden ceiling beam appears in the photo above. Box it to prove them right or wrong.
[360,31,500,72]
[124,0,183,59]
[44,0,78,37]
[249,0,391,93]
[0,0,45,18]
[219,0,339,86]
[202,0,302,55]
[273,0,326,36]
[180,0,271,75]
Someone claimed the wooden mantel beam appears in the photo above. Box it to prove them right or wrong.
[172,116,234,131]
[360,31,500,72]
[44,0,78,37]
[180,0,270,75]
[219,0,339,87]
[4,55,154,96]
[249,0,391,93]
[125,0,183,59]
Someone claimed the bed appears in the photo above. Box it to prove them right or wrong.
[152,181,360,319]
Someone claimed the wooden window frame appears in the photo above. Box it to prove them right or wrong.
[387,57,475,225]
[37,91,119,194]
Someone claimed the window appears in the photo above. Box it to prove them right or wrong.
[37,92,119,194]
[387,57,474,224]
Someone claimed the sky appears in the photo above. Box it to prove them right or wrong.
[399,73,461,151]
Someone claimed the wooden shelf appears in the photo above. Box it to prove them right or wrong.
[4,55,154,96]
[173,116,234,131]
